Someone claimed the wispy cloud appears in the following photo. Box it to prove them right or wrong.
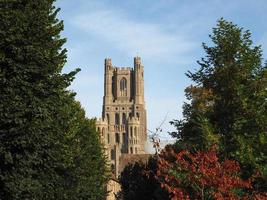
[58,0,267,139]
[70,8,196,61]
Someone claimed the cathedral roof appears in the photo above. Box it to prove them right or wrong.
[118,154,152,174]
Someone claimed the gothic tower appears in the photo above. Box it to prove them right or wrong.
[96,57,147,177]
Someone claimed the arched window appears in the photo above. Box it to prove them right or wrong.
[120,78,127,90]
[123,132,127,143]
[122,113,127,124]
[116,133,120,144]
[112,76,116,98]
[136,112,139,119]
[135,147,138,154]
[111,149,115,160]
[106,113,110,124]
[115,113,120,125]
[134,127,137,137]
[130,147,133,154]
[102,128,105,137]
[120,78,127,96]
[107,133,110,144]
[130,127,133,138]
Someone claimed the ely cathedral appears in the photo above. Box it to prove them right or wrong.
[96,57,148,178]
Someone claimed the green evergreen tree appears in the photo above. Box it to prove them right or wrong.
[57,94,108,200]
[0,1,108,199]
[171,19,267,191]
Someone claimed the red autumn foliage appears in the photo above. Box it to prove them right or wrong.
[156,146,267,200]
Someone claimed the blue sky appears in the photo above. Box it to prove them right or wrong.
[56,0,267,141]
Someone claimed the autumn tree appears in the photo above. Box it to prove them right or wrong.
[171,19,267,191]
[156,146,267,200]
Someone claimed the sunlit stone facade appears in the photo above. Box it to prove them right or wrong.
[96,57,147,177]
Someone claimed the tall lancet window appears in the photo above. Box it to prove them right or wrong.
[120,78,127,96]
[115,113,120,125]
[122,113,127,124]
[106,113,110,124]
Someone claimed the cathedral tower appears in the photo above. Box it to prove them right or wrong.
[96,57,147,177]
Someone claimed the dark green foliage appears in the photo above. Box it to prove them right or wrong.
[0,0,108,199]
[56,94,108,200]
[171,19,267,191]
[118,157,170,200]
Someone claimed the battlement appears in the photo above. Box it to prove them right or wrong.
[114,67,133,71]
[96,118,108,125]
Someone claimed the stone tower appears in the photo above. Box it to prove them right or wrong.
[96,57,147,177]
